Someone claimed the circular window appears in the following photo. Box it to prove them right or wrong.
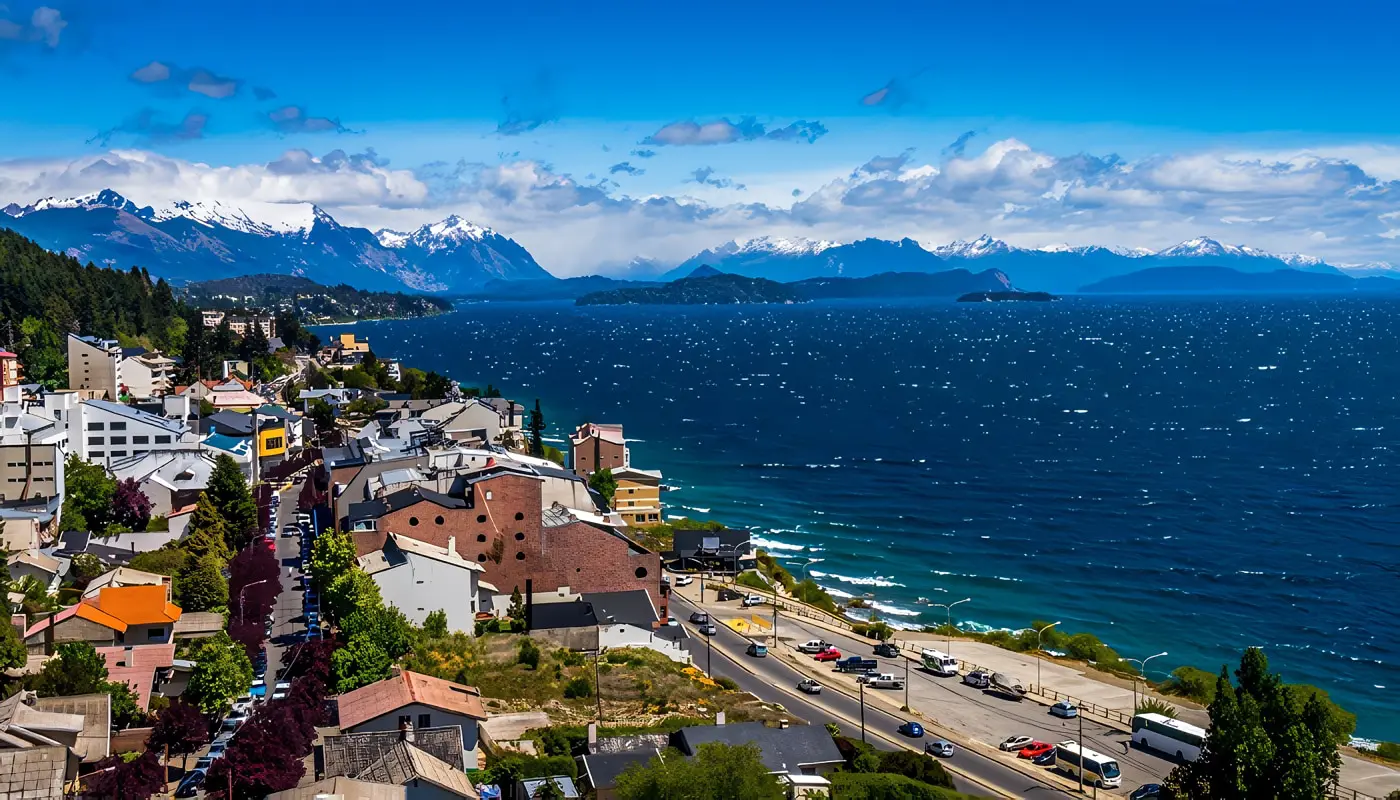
[576,567,581,573]
[514,532,524,541]
[477,514,487,524]
[435,515,444,525]
[515,552,525,560]
[477,554,486,562]
[408,517,419,526]
[634,566,648,579]
[477,534,487,543]
[514,512,524,521]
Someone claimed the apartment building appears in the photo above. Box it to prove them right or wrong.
[66,335,174,399]
[74,399,192,467]
[569,422,628,477]
[0,400,67,503]
[611,467,663,525]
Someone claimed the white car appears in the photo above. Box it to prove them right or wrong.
[665,616,679,627]
[281,524,300,537]
[999,735,1035,752]
[797,639,832,654]
[295,513,312,525]
[673,575,694,586]
[742,594,766,607]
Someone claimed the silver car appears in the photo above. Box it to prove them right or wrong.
[925,739,955,757]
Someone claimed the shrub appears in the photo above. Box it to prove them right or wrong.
[1162,665,1219,704]
[1376,742,1400,763]
[877,748,955,789]
[735,571,771,592]
[829,772,966,799]
[518,638,541,669]
[563,676,593,699]
[1287,683,1356,745]
[1136,697,1178,718]
[851,621,893,642]
[715,676,739,691]
[554,648,586,667]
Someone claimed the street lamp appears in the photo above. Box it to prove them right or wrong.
[237,578,275,625]
[927,597,971,656]
[706,537,751,602]
[798,557,824,583]
[1127,651,1169,714]
[1034,621,1061,695]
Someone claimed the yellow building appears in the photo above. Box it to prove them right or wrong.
[257,424,287,458]
[337,333,370,353]
[612,467,663,525]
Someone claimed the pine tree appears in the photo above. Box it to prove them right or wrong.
[206,454,258,550]
[183,495,232,562]
[529,399,545,457]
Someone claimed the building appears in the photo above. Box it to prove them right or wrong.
[94,644,176,710]
[80,567,172,600]
[201,311,275,339]
[107,450,219,518]
[22,585,182,653]
[268,777,406,800]
[0,496,60,549]
[518,777,578,799]
[335,670,486,767]
[321,727,477,800]
[73,399,192,467]
[66,335,174,399]
[121,352,176,398]
[432,400,504,447]
[611,467,663,525]
[6,550,65,595]
[529,589,687,662]
[0,399,67,504]
[358,533,485,634]
[0,350,21,392]
[663,528,754,574]
[569,423,627,477]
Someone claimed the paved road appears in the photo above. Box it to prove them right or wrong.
[669,593,1072,798]
[267,482,311,682]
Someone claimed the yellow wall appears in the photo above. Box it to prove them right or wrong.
[258,426,286,457]
[616,478,661,524]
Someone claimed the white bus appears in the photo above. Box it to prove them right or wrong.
[1132,712,1206,762]
[1054,741,1122,789]
[920,648,958,676]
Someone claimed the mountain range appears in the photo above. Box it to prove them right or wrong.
[0,190,549,293]
[3,188,1398,295]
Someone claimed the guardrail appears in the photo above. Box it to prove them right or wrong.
[1328,784,1380,800]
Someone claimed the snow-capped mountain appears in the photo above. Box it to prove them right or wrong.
[0,190,552,292]
[664,233,1364,291]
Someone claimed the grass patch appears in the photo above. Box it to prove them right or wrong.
[631,517,727,554]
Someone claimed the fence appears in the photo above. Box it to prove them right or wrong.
[1329,784,1380,800]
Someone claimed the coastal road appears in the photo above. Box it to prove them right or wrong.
[669,593,1072,798]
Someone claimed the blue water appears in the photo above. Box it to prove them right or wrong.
[317,295,1400,738]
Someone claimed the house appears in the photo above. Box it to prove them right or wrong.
[0,350,21,392]
[0,691,87,754]
[73,399,192,467]
[6,551,65,595]
[65,335,175,399]
[672,721,844,779]
[108,450,218,518]
[358,533,485,634]
[80,567,171,600]
[22,585,181,653]
[663,528,754,574]
[569,423,627,477]
[355,740,480,800]
[94,644,176,710]
[578,749,662,800]
[0,496,60,550]
[0,745,71,800]
[528,590,687,662]
[611,467,663,526]
[481,398,524,432]
[435,400,504,447]
[31,694,111,763]
[322,725,468,777]
[335,670,486,766]
[268,777,406,800]
[0,399,66,504]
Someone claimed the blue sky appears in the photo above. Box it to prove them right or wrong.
[3,0,1400,273]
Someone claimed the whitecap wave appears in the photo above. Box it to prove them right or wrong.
[807,570,905,588]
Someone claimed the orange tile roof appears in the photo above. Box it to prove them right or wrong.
[92,585,182,626]
[337,670,486,731]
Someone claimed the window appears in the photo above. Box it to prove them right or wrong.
[477,554,486,562]
[110,422,126,431]
[515,552,525,560]
[477,515,486,523]
[418,714,431,729]
[87,436,104,446]
[90,451,104,459]
[514,512,524,521]
[110,451,127,458]
[110,436,127,445]
[155,435,171,444]
[635,514,645,523]
[132,435,149,445]
[476,534,486,542]
[86,422,104,431]
[398,714,411,728]
[409,517,419,526]
[265,436,283,450]
[514,532,524,541]
[435,516,444,525]
[648,514,659,522]
[147,627,165,640]
[634,567,648,579]
[485,491,493,501]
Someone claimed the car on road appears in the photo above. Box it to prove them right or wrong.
[174,770,206,798]
[998,735,1035,752]
[1050,700,1079,718]
[193,756,214,771]
[218,717,242,735]
[742,594,766,607]
[812,647,843,662]
[963,670,992,689]
[248,679,266,698]
[867,673,905,689]
[897,721,924,738]
[797,639,832,654]
[797,679,822,695]
[925,739,955,758]
[873,642,900,658]
[1130,785,1162,800]
[698,624,718,636]
[689,611,709,624]
[296,513,311,525]
[281,524,300,537]
[261,538,276,552]
[1018,741,1054,760]
[1032,749,1058,766]
[673,575,694,586]
[746,642,768,658]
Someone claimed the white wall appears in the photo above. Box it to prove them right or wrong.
[75,403,190,468]
[599,625,691,664]
[370,553,479,635]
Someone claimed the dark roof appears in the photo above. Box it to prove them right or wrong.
[322,726,465,777]
[377,393,412,401]
[588,734,669,756]
[673,722,843,773]
[670,528,752,557]
[206,410,253,435]
[58,530,91,555]
[529,600,597,630]
[120,347,148,359]
[531,465,585,483]
[582,590,657,629]
[82,543,136,565]
[579,750,661,792]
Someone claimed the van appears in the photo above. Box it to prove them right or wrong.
[689,612,709,624]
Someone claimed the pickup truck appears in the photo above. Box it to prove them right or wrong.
[867,673,905,689]
[742,594,767,607]
[833,656,880,673]
[796,639,832,654]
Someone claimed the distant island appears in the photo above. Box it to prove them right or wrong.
[577,272,802,306]
[185,273,453,322]
[957,290,1058,302]
[1078,266,1400,295]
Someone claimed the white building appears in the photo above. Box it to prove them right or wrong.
[67,335,123,399]
[358,532,484,634]
[108,450,218,517]
[74,399,194,467]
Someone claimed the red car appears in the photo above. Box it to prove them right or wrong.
[262,538,276,552]
[1018,741,1054,760]
[812,647,843,662]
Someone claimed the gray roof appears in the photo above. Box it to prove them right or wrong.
[579,750,661,791]
[670,528,753,557]
[83,399,189,435]
[323,726,466,777]
[268,776,405,800]
[518,777,578,799]
[588,733,669,756]
[673,722,843,773]
[206,409,254,434]
[529,600,597,631]
[0,744,68,799]
[582,590,657,629]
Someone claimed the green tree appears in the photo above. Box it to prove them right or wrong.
[0,620,27,671]
[587,467,617,504]
[182,495,232,562]
[309,528,358,588]
[33,642,109,695]
[324,569,382,623]
[128,546,187,576]
[174,553,230,612]
[306,398,336,436]
[517,638,541,669]
[68,553,107,585]
[185,633,254,715]
[507,586,526,626]
[614,743,783,800]
[533,778,567,800]
[61,453,117,532]
[331,634,393,693]
[342,604,416,660]
[528,398,546,458]
[422,609,449,639]
[206,455,258,550]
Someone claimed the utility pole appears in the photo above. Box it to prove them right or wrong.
[594,641,603,722]
[859,679,866,743]
[706,628,712,676]
[1077,710,1085,794]
[903,648,910,710]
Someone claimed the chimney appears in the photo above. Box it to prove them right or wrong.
[715,711,725,727]
[587,723,597,747]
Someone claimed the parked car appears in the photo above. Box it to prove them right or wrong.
[665,616,679,627]
[218,717,242,734]
[1130,785,1162,800]
[295,513,311,525]
[1018,741,1054,760]
[999,735,1035,752]
[689,611,710,624]
[797,639,832,654]
[746,642,768,657]
[174,770,206,798]
[281,524,300,538]
[925,739,955,758]
[698,624,718,636]
[897,721,924,738]
[812,647,843,662]
[868,673,905,689]
[1032,749,1058,766]
[193,757,214,771]
[674,575,694,586]
[873,642,901,658]
[1050,700,1079,718]
[742,594,766,607]
[963,670,992,689]
[797,679,822,695]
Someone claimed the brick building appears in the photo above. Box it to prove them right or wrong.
[569,423,627,477]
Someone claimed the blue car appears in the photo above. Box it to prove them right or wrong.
[1130,786,1161,800]
[898,721,924,738]
[174,769,205,798]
